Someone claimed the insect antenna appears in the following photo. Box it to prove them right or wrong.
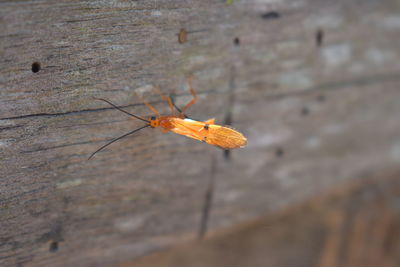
[95,98,150,123]
[88,124,150,160]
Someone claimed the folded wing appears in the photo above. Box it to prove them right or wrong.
[169,118,247,149]
[206,125,247,149]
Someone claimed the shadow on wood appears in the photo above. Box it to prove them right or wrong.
[123,169,400,267]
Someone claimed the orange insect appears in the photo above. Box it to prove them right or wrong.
[89,78,247,159]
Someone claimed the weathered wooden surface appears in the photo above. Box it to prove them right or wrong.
[1,0,400,266]
[122,169,400,267]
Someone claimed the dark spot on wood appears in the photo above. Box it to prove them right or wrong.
[204,124,209,130]
[198,156,216,239]
[63,196,71,205]
[38,223,64,245]
[233,37,240,46]
[261,11,281,20]
[223,66,236,162]
[224,149,231,161]
[317,94,326,102]
[275,147,284,157]
[32,62,41,73]
[301,107,310,116]
[316,28,324,47]
[49,241,58,252]
[178,28,187,44]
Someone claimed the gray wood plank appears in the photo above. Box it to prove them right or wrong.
[1,0,400,266]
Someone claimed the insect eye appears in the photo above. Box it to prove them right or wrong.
[150,116,156,120]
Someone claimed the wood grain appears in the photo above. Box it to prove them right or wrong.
[1,0,400,266]
[122,169,400,267]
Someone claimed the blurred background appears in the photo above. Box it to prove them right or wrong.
[1,0,399,266]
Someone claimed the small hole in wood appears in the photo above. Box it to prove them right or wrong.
[49,241,58,252]
[261,11,281,20]
[316,28,324,47]
[301,107,310,116]
[233,37,240,46]
[224,149,231,161]
[317,94,326,102]
[275,148,284,157]
[32,62,41,73]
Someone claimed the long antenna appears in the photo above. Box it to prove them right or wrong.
[95,98,150,123]
[88,124,150,160]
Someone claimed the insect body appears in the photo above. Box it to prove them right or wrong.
[89,78,246,159]
[151,117,246,149]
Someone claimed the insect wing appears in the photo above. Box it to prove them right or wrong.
[169,118,206,142]
[206,125,247,149]
[169,118,247,149]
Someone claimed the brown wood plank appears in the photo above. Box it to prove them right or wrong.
[123,169,400,267]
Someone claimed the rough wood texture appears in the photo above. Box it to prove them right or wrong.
[122,169,400,267]
[1,0,400,266]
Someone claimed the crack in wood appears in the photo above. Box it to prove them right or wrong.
[0,186,49,205]
[246,73,400,103]
[20,140,102,154]
[0,89,218,121]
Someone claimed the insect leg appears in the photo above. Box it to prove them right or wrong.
[154,86,175,115]
[136,93,160,116]
[180,76,198,115]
